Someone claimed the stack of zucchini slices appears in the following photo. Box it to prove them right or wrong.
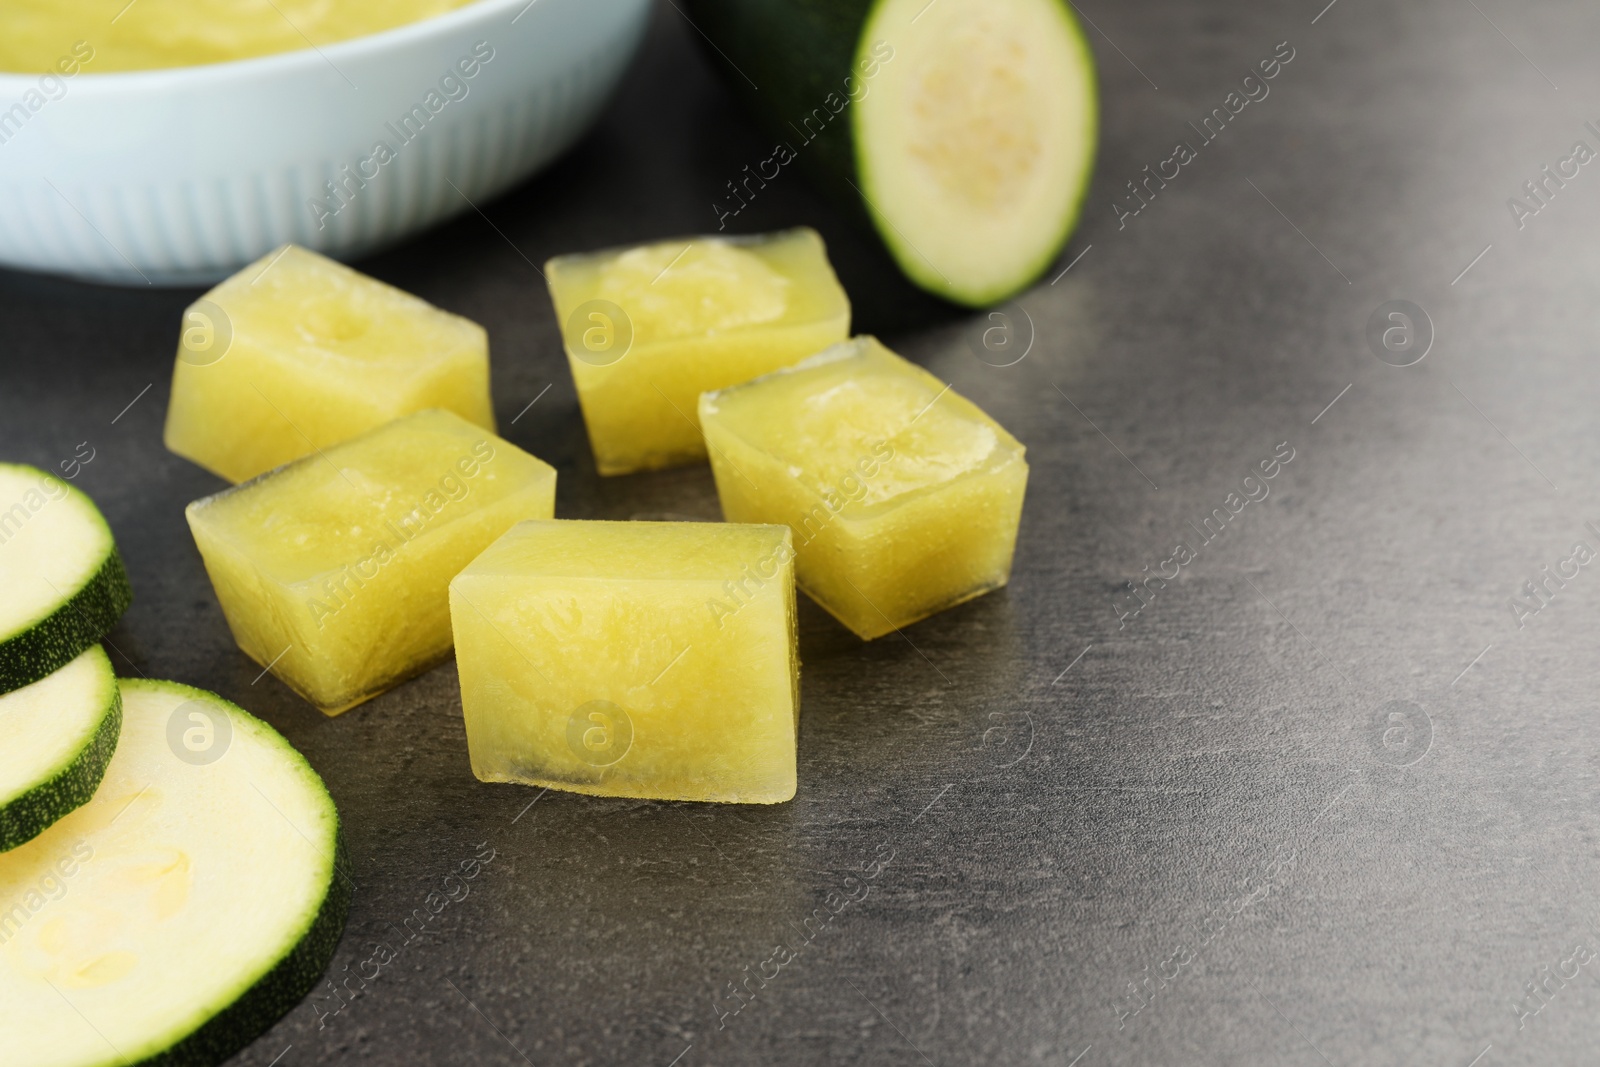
[0,462,131,849]
[0,462,349,1067]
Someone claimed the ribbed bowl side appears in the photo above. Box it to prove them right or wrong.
[0,0,647,285]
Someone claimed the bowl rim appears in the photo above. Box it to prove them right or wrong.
[0,0,549,90]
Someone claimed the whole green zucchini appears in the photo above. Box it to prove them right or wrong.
[686,0,1098,307]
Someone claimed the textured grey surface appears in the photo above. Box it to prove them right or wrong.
[3,0,1600,1063]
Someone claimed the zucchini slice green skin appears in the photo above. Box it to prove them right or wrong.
[0,462,134,695]
[0,549,133,695]
[129,835,352,1067]
[0,675,121,853]
[0,678,351,1067]
[117,679,352,1067]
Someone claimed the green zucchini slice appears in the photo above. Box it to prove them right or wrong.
[685,0,1098,306]
[0,463,133,695]
[0,679,349,1067]
[0,645,121,853]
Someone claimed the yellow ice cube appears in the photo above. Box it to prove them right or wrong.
[700,336,1027,640]
[164,244,494,484]
[545,228,849,476]
[450,519,798,803]
[186,409,555,714]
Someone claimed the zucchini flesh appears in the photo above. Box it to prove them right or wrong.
[685,0,1098,307]
[855,0,1098,304]
[0,645,120,853]
[0,464,133,695]
[0,679,349,1067]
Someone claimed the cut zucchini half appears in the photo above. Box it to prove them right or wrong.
[684,0,1098,306]
[0,679,349,1067]
[855,0,1098,305]
[0,645,121,853]
[0,464,133,695]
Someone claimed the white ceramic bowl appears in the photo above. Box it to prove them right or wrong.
[0,0,650,286]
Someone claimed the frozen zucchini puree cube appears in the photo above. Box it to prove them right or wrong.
[450,520,798,803]
[545,227,849,476]
[186,409,555,715]
[700,336,1027,640]
[164,244,495,484]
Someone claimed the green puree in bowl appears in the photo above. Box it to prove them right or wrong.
[0,0,480,73]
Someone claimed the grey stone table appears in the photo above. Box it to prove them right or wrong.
[4,0,1599,1063]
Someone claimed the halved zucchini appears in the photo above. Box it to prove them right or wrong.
[0,645,121,853]
[0,679,349,1067]
[0,464,133,695]
[684,0,1098,306]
